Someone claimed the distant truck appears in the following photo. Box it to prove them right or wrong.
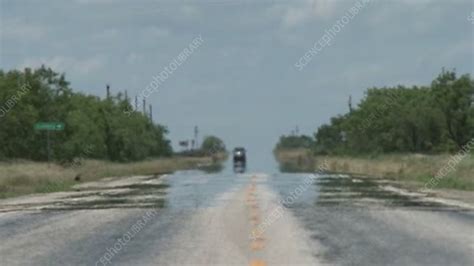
[233,147,246,173]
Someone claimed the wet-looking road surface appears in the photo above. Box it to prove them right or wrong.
[0,170,473,266]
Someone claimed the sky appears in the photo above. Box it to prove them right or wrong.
[1,0,473,170]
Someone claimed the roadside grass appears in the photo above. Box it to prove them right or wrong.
[274,148,314,173]
[315,154,474,191]
[0,162,76,198]
[275,149,474,191]
[0,155,224,199]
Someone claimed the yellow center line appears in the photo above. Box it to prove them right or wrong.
[249,205,259,212]
[246,182,267,266]
[249,260,266,266]
[250,232,265,241]
[250,220,260,227]
[246,201,256,206]
[249,212,260,221]
[250,238,265,251]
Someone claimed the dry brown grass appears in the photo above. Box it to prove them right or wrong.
[274,148,315,172]
[315,154,474,190]
[0,156,218,198]
[275,149,474,191]
[274,148,312,162]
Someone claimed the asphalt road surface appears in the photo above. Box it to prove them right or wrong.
[0,170,473,266]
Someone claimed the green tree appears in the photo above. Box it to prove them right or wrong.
[310,69,474,156]
[0,66,173,162]
[201,136,226,155]
[431,70,474,148]
[275,135,314,151]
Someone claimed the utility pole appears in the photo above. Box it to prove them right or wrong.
[149,104,153,122]
[142,98,146,115]
[106,84,110,99]
[194,126,199,148]
[348,95,353,113]
[135,96,138,111]
[124,90,128,102]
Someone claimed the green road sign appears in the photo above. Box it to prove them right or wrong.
[34,122,65,131]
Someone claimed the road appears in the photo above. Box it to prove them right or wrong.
[0,170,473,266]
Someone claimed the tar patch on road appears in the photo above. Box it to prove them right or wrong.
[0,175,170,212]
[313,175,447,209]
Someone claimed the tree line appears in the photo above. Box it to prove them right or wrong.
[0,66,172,162]
[275,135,314,150]
[276,70,474,155]
[175,135,227,157]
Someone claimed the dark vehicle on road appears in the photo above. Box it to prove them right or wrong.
[233,147,246,173]
[233,147,246,164]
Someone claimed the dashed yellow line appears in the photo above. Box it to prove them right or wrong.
[250,238,265,251]
[245,175,267,266]
[249,214,260,224]
[246,178,267,266]
[249,203,259,212]
[249,204,259,212]
[249,260,267,266]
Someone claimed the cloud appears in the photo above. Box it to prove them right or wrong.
[277,0,437,29]
[126,52,143,64]
[277,0,339,28]
[74,0,116,4]
[398,0,435,5]
[142,26,170,38]
[1,18,47,41]
[19,56,105,76]
[180,5,201,18]
[92,28,120,40]
[311,0,339,19]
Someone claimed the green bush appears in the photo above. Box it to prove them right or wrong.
[0,66,172,162]
[312,69,473,155]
